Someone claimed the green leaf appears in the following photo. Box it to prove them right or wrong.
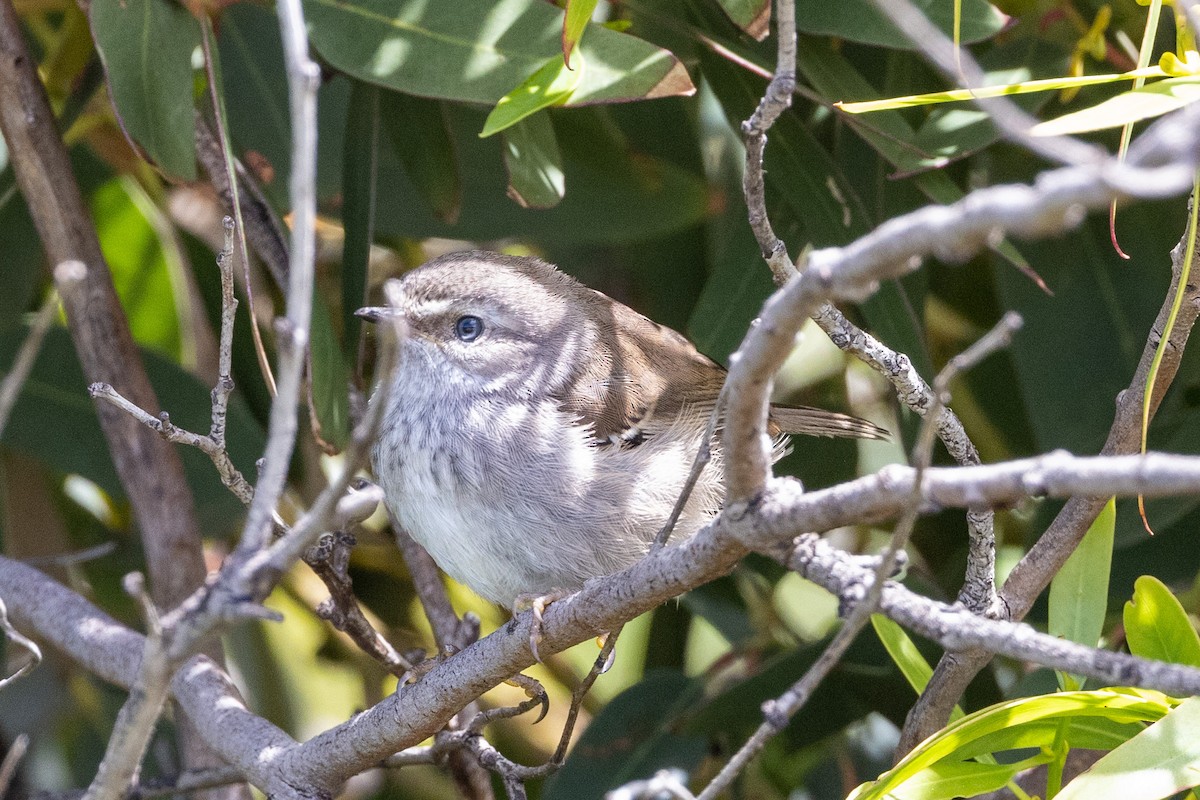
[888,752,1053,800]
[501,114,565,209]
[686,223,776,363]
[1124,575,1200,667]
[871,615,965,723]
[481,56,582,138]
[89,0,198,180]
[379,90,462,224]
[797,0,1005,50]
[715,0,771,40]
[1055,696,1200,800]
[562,0,599,67]
[303,0,694,107]
[91,178,181,361]
[341,81,380,360]
[850,689,1177,800]
[543,671,706,800]
[1049,497,1115,689]
[371,105,709,245]
[1032,78,1200,137]
[308,294,350,452]
[218,3,351,211]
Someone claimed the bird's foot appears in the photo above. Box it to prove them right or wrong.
[512,588,570,662]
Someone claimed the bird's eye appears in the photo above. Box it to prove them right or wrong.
[454,315,483,342]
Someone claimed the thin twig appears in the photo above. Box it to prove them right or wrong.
[863,0,1102,169]
[0,287,60,440]
[305,528,413,675]
[0,734,28,799]
[82,574,172,800]
[235,0,321,556]
[200,21,275,397]
[651,386,727,551]
[741,0,796,279]
[897,194,1200,753]
[697,314,1021,800]
[0,595,41,690]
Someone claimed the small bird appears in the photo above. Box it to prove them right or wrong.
[360,251,884,650]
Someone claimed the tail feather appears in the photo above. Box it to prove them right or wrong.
[768,406,888,440]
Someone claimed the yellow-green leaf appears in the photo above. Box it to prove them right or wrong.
[1049,497,1115,689]
[872,615,965,723]
[1056,697,1200,800]
[1124,575,1200,667]
[562,0,598,68]
[1032,78,1200,136]
[838,67,1164,114]
[481,55,582,138]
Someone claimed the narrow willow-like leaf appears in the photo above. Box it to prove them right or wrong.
[871,615,964,722]
[340,81,379,362]
[1032,78,1200,136]
[849,690,1177,800]
[1048,497,1115,689]
[308,296,350,452]
[838,67,1164,114]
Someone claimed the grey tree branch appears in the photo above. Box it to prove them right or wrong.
[9,444,1200,794]
[0,9,232,787]
[234,0,320,558]
[741,0,999,618]
[695,314,1023,800]
[721,103,1200,503]
[82,575,171,800]
[0,0,206,621]
[897,204,1200,753]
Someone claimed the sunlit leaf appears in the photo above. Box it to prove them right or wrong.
[1049,497,1115,689]
[91,179,181,360]
[849,689,1177,800]
[303,0,694,108]
[562,0,598,67]
[887,752,1052,800]
[1055,697,1200,800]
[501,113,565,208]
[481,56,582,138]
[1124,575,1200,667]
[1032,78,1200,136]
[89,0,199,180]
[838,67,1164,113]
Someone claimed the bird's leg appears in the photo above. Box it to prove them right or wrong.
[511,588,571,662]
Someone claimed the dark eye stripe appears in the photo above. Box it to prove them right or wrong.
[455,315,483,342]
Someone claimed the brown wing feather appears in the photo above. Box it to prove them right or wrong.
[556,289,725,444]
[767,405,888,440]
[554,284,887,444]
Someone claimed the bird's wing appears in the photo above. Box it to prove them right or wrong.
[555,293,726,446]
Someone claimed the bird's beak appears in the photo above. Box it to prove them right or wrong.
[355,306,398,323]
